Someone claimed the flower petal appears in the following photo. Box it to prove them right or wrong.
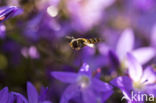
[144,84,156,97]
[126,53,143,82]
[98,43,109,55]
[51,72,78,83]
[111,76,133,91]
[82,89,97,103]
[0,6,23,23]
[12,92,28,103]
[0,87,9,103]
[27,82,38,103]
[17,96,24,103]
[8,92,15,103]
[79,63,92,77]
[39,87,48,102]
[60,84,80,103]
[116,28,134,60]
[108,50,120,67]
[92,78,113,92]
[132,47,155,65]
[151,24,156,47]
[111,76,133,102]
[141,66,156,85]
[101,90,113,102]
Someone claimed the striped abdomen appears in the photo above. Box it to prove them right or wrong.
[87,38,100,44]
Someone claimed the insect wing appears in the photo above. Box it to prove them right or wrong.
[84,42,95,48]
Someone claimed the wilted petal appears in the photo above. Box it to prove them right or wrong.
[141,66,156,85]
[116,28,134,60]
[132,47,155,65]
[126,53,143,82]
[92,78,113,92]
[27,82,38,103]
[60,84,80,103]
[82,89,97,103]
[0,87,9,103]
[51,72,78,83]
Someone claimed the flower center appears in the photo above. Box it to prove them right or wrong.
[77,75,90,89]
[133,80,148,91]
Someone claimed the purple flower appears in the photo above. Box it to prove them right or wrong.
[65,0,115,32]
[0,6,23,23]
[51,63,113,103]
[12,82,52,103]
[0,87,9,103]
[0,87,15,103]
[117,28,155,65]
[24,12,68,41]
[105,28,155,69]
[111,53,156,102]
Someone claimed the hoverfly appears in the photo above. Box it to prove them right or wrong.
[66,36,101,50]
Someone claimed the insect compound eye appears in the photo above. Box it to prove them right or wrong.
[73,41,78,48]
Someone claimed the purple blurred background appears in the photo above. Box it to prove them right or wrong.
[0,0,156,103]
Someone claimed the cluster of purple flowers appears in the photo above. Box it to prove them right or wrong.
[0,0,156,103]
[0,82,51,103]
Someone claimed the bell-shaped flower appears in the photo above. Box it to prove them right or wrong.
[108,28,155,69]
[111,53,156,102]
[51,63,113,103]
[12,82,52,103]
